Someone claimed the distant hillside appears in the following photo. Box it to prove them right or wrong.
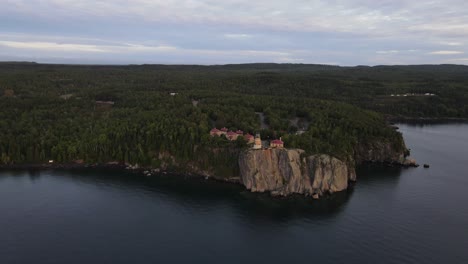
[1,62,467,120]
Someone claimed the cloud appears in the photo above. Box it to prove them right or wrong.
[376,50,400,54]
[223,34,253,39]
[121,44,177,52]
[376,50,419,54]
[0,40,176,53]
[446,58,468,62]
[1,0,468,65]
[0,38,299,64]
[429,50,464,55]
[277,57,305,63]
[0,40,106,52]
[4,0,468,36]
[439,41,463,46]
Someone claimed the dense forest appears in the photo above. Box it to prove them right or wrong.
[0,62,466,175]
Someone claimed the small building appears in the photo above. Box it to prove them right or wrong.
[219,127,228,135]
[210,128,225,136]
[235,130,243,135]
[227,131,239,141]
[210,128,220,136]
[270,138,284,148]
[244,133,255,144]
[253,133,262,149]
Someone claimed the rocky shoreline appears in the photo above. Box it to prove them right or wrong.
[0,162,127,171]
[0,162,241,184]
[238,147,417,199]
[0,144,417,200]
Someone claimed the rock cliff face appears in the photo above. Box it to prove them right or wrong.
[239,148,356,198]
[354,140,407,165]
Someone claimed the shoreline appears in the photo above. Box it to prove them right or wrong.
[0,159,418,200]
[0,158,418,177]
[0,162,242,183]
[387,116,468,124]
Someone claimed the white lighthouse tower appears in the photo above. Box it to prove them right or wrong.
[253,133,262,149]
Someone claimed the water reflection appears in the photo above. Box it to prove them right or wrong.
[27,169,41,180]
[356,164,403,183]
[0,162,406,225]
[1,168,357,222]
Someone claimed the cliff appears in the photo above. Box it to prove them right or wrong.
[239,148,356,198]
[354,140,408,165]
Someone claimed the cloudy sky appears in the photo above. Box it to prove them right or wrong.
[1,0,467,65]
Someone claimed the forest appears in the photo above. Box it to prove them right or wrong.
[0,62,466,175]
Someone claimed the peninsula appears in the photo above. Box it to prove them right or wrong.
[1,63,465,198]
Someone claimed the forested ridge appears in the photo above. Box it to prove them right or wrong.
[1,62,465,175]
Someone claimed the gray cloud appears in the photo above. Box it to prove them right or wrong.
[1,0,468,65]
[429,50,464,55]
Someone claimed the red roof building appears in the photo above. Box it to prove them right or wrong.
[210,128,221,136]
[209,127,250,142]
[244,133,255,144]
[270,138,284,148]
[226,131,239,141]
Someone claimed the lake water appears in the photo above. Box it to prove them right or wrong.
[1,123,468,264]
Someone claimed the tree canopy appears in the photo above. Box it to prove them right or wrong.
[1,62,463,174]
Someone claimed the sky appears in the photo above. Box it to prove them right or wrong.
[1,0,468,65]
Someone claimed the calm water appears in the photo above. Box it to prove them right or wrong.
[1,124,468,264]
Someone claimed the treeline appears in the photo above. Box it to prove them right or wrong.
[2,63,467,118]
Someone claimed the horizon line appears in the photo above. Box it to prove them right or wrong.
[1,60,467,68]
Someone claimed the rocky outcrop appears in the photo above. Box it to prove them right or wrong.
[403,158,419,167]
[239,148,356,198]
[354,140,407,165]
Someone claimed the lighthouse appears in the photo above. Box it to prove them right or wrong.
[253,133,262,149]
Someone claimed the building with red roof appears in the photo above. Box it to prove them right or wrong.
[209,128,254,143]
[210,128,221,136]
[270,138,284,148]
[226,131,239,141]
[244,133,254,144]
[219,127,228,136]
